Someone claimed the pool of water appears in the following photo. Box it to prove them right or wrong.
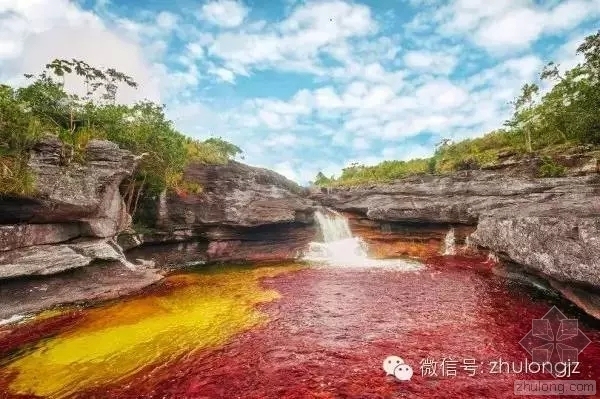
[0,258,599,398]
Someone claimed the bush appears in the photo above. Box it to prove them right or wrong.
[538,156,567,178]
[0,58,242,216]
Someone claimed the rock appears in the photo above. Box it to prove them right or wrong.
[0,246,89,278]
[117,231,144,251]
[147,161,317,263]
[0,262,162,319]
[471,216,600,288]
[549,280,600,321]
[315,171,600,317]
[203,223,315,262]
[571,157,599,176]
[126,242,210,269]
[342,212,475,259]
[0,224,81,252]
[0,137,135,235]
[0,137,137,281]
[0,239,124,279]
[312,173,598,224]
[156,161,315,229]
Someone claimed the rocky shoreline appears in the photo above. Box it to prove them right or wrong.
[1,138,599,320]
[0,138,317,318]
[310,167,600,319]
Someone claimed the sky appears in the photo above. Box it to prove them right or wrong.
[0,0,599,184]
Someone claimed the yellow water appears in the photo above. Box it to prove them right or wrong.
[1,264,301,398]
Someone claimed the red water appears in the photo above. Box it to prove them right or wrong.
[3,256,600,398]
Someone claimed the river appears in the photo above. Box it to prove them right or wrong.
[0,211,598,398]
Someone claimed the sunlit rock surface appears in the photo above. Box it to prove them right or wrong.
[0,137,135,231]
[135,160,318,263]
[0,138,141,278]
[313,171,600,317]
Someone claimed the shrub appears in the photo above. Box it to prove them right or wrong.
[538,156,567,178]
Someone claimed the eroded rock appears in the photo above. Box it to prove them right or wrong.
[0,137,135,235]
[0,239,125,279]
[156,161,314,229]
[314,171,600,315]
[0,262,162,319]
[145,161,317,263]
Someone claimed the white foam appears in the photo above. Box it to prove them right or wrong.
[302,209,423,271]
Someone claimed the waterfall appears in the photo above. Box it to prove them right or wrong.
[314,210,353,242]
[302,209,422,271]
[443,228,456,255]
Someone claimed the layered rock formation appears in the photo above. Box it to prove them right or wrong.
[124,160,317,264]
[311,170,600,317]
[0,137,141,274]
[342,213,474,259]
[0,137,162,316]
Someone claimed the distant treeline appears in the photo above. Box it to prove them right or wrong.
[314,30,600,186]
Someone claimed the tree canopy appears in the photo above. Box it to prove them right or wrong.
[0,58,242,217]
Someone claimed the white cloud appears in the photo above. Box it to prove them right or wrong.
[432,0,600,52]
[404,50,458,74]
[273,161,298,181]
[1,0,595,186]
[415,79,468,110]
[187,43,205,58]
[352,137,371,150]
[209,67,236,83]
[199,0,248,28]
[0,0,160,104]
[552,33,588,73]
[206,0,377,78]
[474,8,544,50]
[156,11,178,30]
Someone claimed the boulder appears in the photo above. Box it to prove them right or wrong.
[0,136,138,281]
[0,239,126,279]
[0,224,81,252]
[147,161,317,263]
[156,161,314,229]
[0,261,162,319]
[471,216,600,288]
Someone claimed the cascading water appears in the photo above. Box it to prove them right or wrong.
[302,209,422,270]
[442,227,456,255]
[313,211,354,242]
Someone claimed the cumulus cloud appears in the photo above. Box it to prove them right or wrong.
[0,0,595,184]
[425,0,600,52]
[0,0,161,103]
[205,0,377,78]
[199,0,249,28]
[404,50,458,74]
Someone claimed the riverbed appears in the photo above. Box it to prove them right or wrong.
[0,256,598,399]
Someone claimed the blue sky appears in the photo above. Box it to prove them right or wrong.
[1,0,599,183]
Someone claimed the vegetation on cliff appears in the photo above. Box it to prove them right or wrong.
[314,30,600,187]
[0,60,241,207]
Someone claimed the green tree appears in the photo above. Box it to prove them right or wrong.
[313,171,330,186]
[506,83,539,152]
[0,59,243,213]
